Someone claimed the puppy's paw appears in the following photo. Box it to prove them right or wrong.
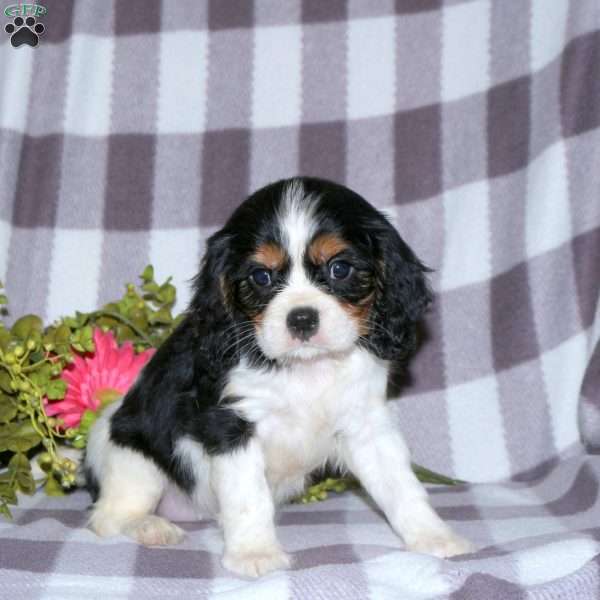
[406,531,474,558]
[122,515,185,546]
[223,546,291,578]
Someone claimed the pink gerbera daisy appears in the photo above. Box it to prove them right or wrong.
[44,329,155,429]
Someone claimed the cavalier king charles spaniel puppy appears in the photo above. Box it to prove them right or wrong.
[85,177,472,577]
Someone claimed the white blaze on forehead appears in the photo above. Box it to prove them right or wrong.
[255,179,358,360]
[277,179,318,285]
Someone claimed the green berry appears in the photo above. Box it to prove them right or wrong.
[5,352,15,364]
[11,364,21,375]
[9,380,18,391]
[44,342,55,352]
[19,380,31,392]
[13,346,24,358]
[26,339,36,351]
[37,452,52,465]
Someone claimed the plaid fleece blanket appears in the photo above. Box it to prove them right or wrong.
[1,0,600,597]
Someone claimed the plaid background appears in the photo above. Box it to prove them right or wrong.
[1,0,600,597]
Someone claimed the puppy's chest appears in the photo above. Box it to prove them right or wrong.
[226,358,361,480]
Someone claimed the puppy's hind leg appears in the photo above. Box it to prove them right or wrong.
[88,443,184,546]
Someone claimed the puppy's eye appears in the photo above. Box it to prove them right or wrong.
[329,260,352,280]
[251,268,272,287]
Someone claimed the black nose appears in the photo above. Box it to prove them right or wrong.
[286,307,319,341]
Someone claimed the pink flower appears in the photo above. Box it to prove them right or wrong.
[44,329,155,429]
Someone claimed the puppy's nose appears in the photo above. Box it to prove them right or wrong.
[287,307,319,341]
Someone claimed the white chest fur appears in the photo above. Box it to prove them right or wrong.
[223,347,389,501]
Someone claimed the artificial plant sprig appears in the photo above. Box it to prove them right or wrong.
[0,268,181,518]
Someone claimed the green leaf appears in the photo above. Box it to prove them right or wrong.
[46,379,67,400]
[115,325,136,343]
[94,316,119,331]
[0,474,18,505]
[149,308,172,325]
[142,281,160,295]
[11,315,43,340]
[28,350,45,363]
[53,324,72,354]
[74,311,89,328]
[0,422,42,453]
[78,409,97,431]
[412,463,466,486]
[0,392,17,423]
[9,452,35,495]
[61,317,78,329]
[71,435,86,449]
[0,501,13,520]
[44,474,65,497]
[0,327,10,351]
[29,363,53,388]
[141,265,154,283]
[158,284,176,306]
[0,371,13,393]
[0,294,7,305]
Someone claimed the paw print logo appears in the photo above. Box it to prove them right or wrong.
[5,15,45,47]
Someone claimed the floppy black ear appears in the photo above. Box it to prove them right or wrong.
[188,231,238,372]
[366,223,432,362]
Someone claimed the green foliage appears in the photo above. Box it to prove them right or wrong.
[295,467,464,504]
[295,477,360,504]
[0,268,181,518]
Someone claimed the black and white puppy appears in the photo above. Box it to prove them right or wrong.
[85,177,472,577]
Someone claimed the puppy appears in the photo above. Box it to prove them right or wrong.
[85,177,472,577]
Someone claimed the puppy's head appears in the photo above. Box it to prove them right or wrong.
[190,177,431,364]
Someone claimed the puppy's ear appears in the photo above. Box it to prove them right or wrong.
[367,223,432,362]
[189,231,237,370]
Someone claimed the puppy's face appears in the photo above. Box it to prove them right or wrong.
[194,177,431,363]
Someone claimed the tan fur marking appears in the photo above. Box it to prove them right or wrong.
[341,293,375,336]
[308,233,349,264]
[251,310,265,328]
[252,243,286,270]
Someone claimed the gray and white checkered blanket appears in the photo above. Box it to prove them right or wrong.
[1,1,599,597]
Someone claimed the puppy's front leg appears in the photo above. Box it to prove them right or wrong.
[212,438,291,578]
[339,405,473,558]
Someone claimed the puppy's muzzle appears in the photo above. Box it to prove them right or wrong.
[286,307,319,341]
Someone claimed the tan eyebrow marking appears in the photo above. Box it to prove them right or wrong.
[252,242,287,270]
[308,233,349,264]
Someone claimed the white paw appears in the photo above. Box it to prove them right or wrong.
[223,546,291,578]
[122,515,185,546]
[406,531,474,558]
